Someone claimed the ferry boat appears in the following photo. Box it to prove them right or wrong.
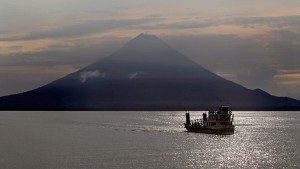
[184,106,235,135]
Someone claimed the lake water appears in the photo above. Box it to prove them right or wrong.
[0,111,299,169]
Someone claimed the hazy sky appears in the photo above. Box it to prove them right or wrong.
[1,0,300,99]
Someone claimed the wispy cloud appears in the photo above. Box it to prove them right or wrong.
[141,15,300,31]
[0,16,161,41]
[128,71,144,79]
[79,70,105,83]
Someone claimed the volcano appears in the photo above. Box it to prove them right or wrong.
[1,33,300,110]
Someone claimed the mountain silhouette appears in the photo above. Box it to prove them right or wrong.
[1,33,300,110]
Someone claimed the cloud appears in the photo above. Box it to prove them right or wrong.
[264,31,300,67]
[141,20,215,30]
[271,30,300,42]
[141,15,300,31]
[274,72,300,85]
[7,45,23,49]
[0,37,125,67]
[79,70,105,83]
[4,14,299,43]
[128,71,144,79]
[0,16,161,41]
[231,15,300,27]
[164,33,300,98]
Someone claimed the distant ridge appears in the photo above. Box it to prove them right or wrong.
[0,33,300,110]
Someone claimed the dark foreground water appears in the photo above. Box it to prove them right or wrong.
[0,111,299,169]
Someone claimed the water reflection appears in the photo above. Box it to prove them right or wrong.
[0,111,299,168]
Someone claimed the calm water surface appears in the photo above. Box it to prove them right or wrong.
[0,111,299,169]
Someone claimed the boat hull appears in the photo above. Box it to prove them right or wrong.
[185,127,234,135]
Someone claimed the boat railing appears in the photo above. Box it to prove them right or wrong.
[189,115,233,123]
[190,119,202,123]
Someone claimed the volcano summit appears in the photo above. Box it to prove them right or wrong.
[1,34,300,110]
